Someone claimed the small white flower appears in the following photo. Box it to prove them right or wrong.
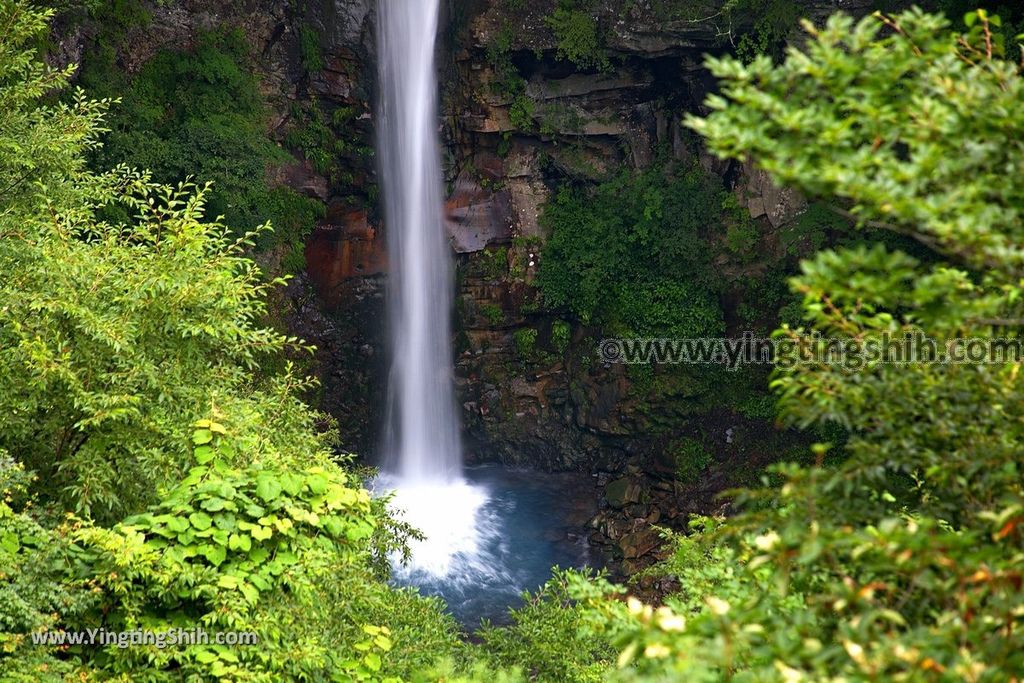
[754,531,781,551]
[627,597,645,615]
[706,596,731,616]
[656,607,686,632]
[644,643,671,659]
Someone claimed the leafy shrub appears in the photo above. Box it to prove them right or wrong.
[0,422,460,681]
[508,94,536,131]
[737,393,776,420]
[298,25,323,74]
[479,246,509,279]
[477,569,614,683]
[722,194,760,261]
[551,320,572,354]
[780,202,834,256]
[66,422,383,679]
[545,0,610,71]
[79,27,323,262]
[0,178,330,520]
[0,460,94,682]
[668,437,713,484]
[733,0,800,62]
[513,327,538,359]
[0,5,331,521]
[538,163,726,338]
[480,303,504,325]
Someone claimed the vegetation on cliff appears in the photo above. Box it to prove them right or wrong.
[2,0,1023,681]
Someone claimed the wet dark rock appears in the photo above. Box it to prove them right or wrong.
[604,477,641,509]
[619,528,661,560]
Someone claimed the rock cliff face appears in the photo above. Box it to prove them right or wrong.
[431,0,861,568]
[54,0,860,469]
[58,0,876,567]
[439,0,808,474]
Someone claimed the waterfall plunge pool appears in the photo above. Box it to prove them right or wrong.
[376,465,603,629]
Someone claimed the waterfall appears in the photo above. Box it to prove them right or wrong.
[377,0,461,483]
[376,0,489,581]
[372,4,593,615]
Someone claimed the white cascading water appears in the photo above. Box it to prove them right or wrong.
[377,0,458,482]
[375,0,496,582]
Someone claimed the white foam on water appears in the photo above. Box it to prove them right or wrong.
[377,474,524,601]
[380,476,489,577]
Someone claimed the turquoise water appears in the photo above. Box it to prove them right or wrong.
[382,465,600,628]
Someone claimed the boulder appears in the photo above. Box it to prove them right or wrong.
[618,528,661,560]
[605,477,641,509]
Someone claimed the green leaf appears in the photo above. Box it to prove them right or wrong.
[213,513,237,531]
[255,475,282,502]
[189,511,213,531]
[194,445,215,464]
[306,473,329,494]
[228,533,252,552]
[280,472,303,496]
[217,575,239,589]
[201,497,228,512]
[201,543,227,566]
[166,516,189,533]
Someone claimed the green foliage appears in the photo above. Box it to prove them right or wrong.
[551,320,572,354]
[66,422,384,679]
[688,8,1024,277]
[480,303,504,325]
[937,0,1024,61]
[538,163,726,338]
[721,194,759,261]
[298,25,323,74]
[476,569,614,682]
[565,8,1024,680]
[513,327,538,359]
[79,27,323,263]
[544,0,610,71]
[508,93,536,131]
[284,102,369,186]
[0,5,332,521]
[731,0,800,62]
[723,219,758,261]
[779,202,834,257]
[486,23,535,132]
[736,393,776,420]
[668,437,712,484]
[0,458,94,681]
[486,24,527,98]
[0,423,459,681]
[0,175,331,520]
[651,0,801,61]
[479,246,509,279]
